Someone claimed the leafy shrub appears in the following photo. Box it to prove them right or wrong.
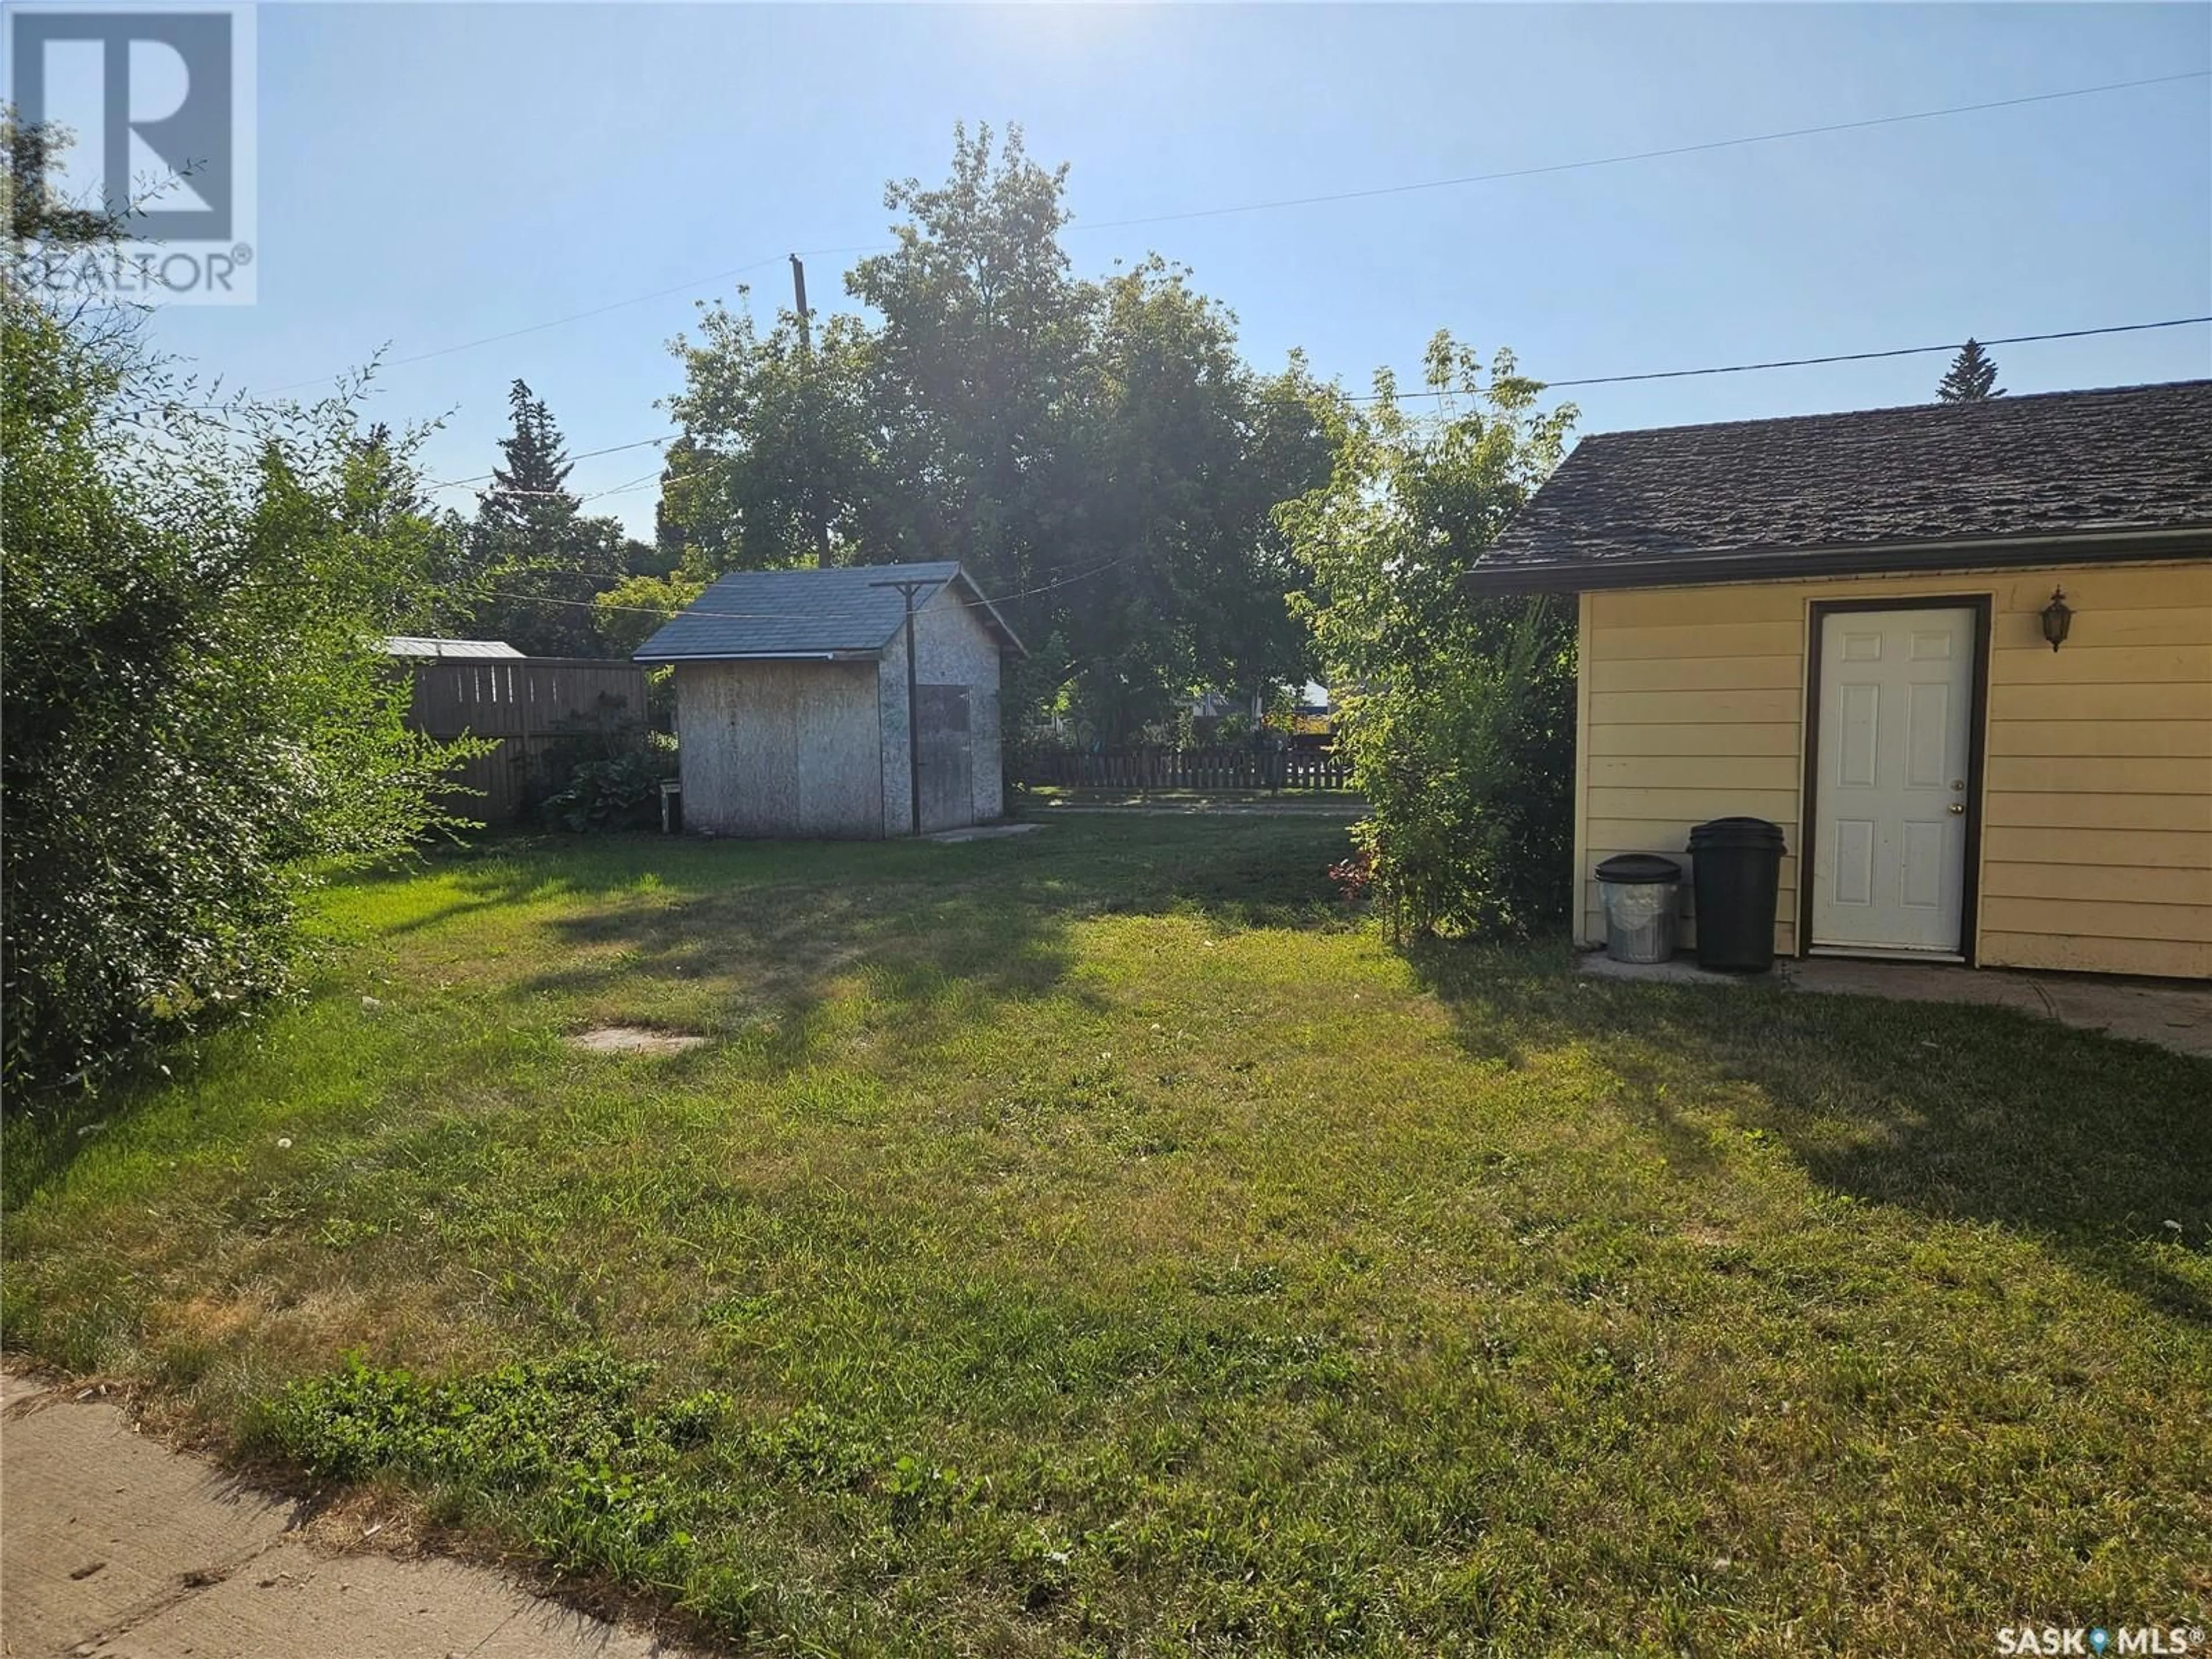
[2,126,478,1093]
[540,732,674,832]
[1335,602,1575,936]
[1282,335,1577,937]
[1327,849,1376,906]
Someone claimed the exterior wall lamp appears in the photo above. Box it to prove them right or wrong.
[2040,586,2073,652]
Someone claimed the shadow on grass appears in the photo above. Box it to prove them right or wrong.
[1410,941,2212,1321]
[476,817,1359,1059]
[6,820,1356,1213]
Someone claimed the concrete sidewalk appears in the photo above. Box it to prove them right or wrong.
[1,1370,692,1659]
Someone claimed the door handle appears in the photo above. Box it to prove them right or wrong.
[1948,803,1965,815]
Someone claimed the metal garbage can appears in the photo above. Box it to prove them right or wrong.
[1686,817,1787,972]
[1596,854,1684,964]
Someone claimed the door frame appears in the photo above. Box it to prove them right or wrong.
[1798,594,1993,965]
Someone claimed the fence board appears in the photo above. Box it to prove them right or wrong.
[1018,745,1354,793]
[400,657,651,823]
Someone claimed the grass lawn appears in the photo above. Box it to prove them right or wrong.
[5,816,2209,1656]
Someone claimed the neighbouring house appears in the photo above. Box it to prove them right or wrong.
[635,561,1025,838]
[384,638,651,823]
[1467,379,2212,979]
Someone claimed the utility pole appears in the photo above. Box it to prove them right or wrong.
[871,577,935,836]
[790,254,832,569]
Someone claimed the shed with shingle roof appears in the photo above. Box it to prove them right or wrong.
[1467,380,2212,980]
[636,561,1024,838]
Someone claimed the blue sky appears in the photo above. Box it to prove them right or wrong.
[132,2,2212,537]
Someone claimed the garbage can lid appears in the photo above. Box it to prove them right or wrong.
[1596,853,1684,884]
[1687,816,1787,851]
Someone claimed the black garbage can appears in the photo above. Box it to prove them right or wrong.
[1686,817,1787,972]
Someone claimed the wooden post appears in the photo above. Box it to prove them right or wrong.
[791,255,832,570]
[871,577,935,836]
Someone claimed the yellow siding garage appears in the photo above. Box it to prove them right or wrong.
[1573,559,2212,978]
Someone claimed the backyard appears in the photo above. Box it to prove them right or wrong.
[4,815,2208,1657]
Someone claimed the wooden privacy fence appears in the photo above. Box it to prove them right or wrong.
[403,656,650,823]
[1020,745,1354,793]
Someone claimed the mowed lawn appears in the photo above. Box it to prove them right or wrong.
[5,816,2209,1656]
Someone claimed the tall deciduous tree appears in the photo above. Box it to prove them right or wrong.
[660,125,1338,741]
[1937,339,2004,402]
[847,122,1095,604]
[659,306,873,573]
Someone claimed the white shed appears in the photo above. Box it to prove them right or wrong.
[635,561,1025,839]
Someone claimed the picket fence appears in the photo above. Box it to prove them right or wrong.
[1020,745,1353,793]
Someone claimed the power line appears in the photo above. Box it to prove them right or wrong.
[1082,70,2210,231]
[485,552,1141,623]
[427,314,2212,498]
[260,256,790,396]
[579,467,668,503]
[1354,316,2212,402]
[251,70,2205,397]
[421,434,672,495]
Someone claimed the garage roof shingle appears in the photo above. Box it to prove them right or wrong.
[635,562,1021,661]
[1473,380,2212,589]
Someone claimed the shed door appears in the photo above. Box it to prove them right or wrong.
[1810,608,1975,955]
[915,684,974,833]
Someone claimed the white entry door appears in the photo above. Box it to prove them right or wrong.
[1810,607,1976,955]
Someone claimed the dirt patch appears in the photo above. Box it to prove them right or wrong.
[566,1025,708,1056]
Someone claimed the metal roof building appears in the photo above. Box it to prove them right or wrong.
[381,636,525,660]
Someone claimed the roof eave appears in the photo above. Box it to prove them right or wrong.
[945,567,1027,657]
[1462,524,2212,595]
[631,647,884,664]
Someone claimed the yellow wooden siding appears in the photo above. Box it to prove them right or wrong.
[1576,559,2212,978]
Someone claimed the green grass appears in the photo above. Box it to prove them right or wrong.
[5,817,2209,1656]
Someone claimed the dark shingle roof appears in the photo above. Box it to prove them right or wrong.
[1474,380,2212,588]
[634,561,1022,661]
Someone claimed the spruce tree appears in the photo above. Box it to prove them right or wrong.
[1937,339,2004,402]
[467,381,625,655]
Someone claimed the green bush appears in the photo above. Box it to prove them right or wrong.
[540,731,675,832]
[1334,601,1575,936]
[1,121,478,1094]
[1281,335,1578,937]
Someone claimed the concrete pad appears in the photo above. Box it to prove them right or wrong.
[1,1382,686,1658]
[566,1025,709,1055]
[1577,952,1764,987]
[925,821,1043,843]
[2,1370,55,1409]
[1784,955,2212,1058]
[1574,949,2212,1057]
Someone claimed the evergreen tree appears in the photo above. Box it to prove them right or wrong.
[467,381,626,655]
[1937,339,2004,402]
